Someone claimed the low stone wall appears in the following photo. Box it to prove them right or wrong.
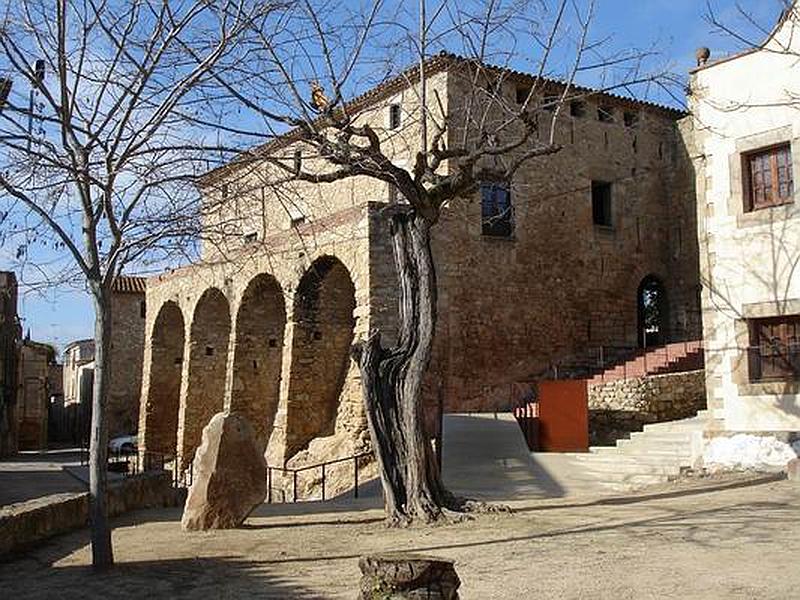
[588,370,706,446]
[0,471,180,560]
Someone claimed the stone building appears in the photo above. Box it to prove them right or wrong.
[16,338,57,451]
[58,278,146,441]
[137,54,701,474]
[108,276,147,437]
[687,5,800,436]
[63,339,95,407]
[0,271,21,457]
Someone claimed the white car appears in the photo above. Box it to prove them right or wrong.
[109,434,138,454]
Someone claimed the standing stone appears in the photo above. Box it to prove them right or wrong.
[181,412,266,531]
[358,553,460,599]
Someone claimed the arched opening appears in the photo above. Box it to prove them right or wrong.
[231,274,286,450]
[285,256,356,458]
[142,302,184,461]
[637,275,669,348]
[181,287,231,469]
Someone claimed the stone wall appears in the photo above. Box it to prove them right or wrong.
[422,64,700,415]
[0,472,179,560]
[588,370,706,446]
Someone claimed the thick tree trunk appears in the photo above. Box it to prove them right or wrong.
[88,285,114,569]
[355,208,450,525]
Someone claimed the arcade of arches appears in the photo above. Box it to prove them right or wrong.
[138,255,361,473]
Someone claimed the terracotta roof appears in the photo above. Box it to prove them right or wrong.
[200,51,685,183]
[111,276,147,294]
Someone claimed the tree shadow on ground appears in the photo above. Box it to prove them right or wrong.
[251,493,798,567]
[514,472,786,512]
[0,556,326,600]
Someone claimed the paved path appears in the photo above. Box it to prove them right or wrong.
[442,413,609,501]
[0,449,86,507]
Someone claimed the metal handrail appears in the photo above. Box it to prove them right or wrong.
[266,450,374,504]
[79,447,192,489]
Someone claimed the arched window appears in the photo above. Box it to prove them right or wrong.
[637,275,668,348]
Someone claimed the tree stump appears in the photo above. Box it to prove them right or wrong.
[358,553,460,599]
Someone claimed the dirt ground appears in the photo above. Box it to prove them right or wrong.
[1,474,798,599]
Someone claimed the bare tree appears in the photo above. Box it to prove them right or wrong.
[203,0,673,525]
[0,0,263,568]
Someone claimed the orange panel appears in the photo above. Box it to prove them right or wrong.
[537,380,589,452]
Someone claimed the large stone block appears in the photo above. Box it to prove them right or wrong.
[181,412,266,531]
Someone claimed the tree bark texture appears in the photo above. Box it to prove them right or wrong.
[89,286,114,569]
[355,208,450,525]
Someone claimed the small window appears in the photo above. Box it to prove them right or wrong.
[515,85,531,105]
[221,183,229,199]
[623,111,639,127]
[290,215,306,228]
[744,143,794,212]
[543,95,559,112]
[205,346,214,357]
[570,101,586,118]
[139,300,146,319]
[389,104,401,130]
[597,105,614,123]
[293,149,302,173]
[480,182,513,238]
[591,181,613,227]
[748,315,800,382]
[243,231,258,244]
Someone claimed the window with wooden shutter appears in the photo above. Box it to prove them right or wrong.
[744,144,794,211]
[748,315,800,382]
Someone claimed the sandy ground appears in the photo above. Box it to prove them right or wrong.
[1,474,798,599]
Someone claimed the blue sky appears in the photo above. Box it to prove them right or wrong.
[2,0,787,355]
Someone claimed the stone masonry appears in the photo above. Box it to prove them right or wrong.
[588,370,707,446]
[135,54,701,477]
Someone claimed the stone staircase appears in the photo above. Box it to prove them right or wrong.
[588,340,704,385]
[564,409,714,493]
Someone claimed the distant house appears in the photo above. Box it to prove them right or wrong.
[63,339,95,408]
[688,3,800,435]
[16,338,57,451]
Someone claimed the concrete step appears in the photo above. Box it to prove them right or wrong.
[629,429,695,439]
[563,470,678,486]
[581,463,681,481]
[621,441,694,453]
[642,421,706,434]
[576,454,686,468]
[589,472,677,486]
